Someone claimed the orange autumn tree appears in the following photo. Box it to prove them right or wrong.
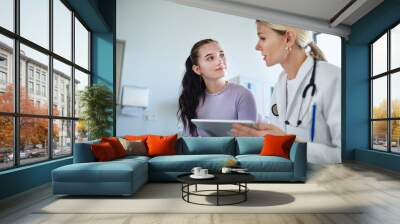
[372,99,400,143]
[0,84,60,150]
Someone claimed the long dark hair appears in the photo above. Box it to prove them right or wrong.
[177,39,217,136]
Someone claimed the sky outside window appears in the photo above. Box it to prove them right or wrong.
[0,0,14,32]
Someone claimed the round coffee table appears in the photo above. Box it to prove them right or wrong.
[177,172,255,206]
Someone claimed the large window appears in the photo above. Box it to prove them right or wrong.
[371,23,400,154]
[0,0,91,171]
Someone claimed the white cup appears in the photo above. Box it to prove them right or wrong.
[199,169,208,176]
[221,167,232,174]
[191,167,202,176]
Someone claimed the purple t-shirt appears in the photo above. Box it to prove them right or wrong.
[186,82,257,136]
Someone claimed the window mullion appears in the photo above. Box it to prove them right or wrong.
[13,0,20,167]
[49,0,54,160]
[71,10,76,154]
[388,30,391,152]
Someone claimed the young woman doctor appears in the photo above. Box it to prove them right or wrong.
[232,20,341,147]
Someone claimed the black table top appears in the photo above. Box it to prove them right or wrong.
[177,172,255,185]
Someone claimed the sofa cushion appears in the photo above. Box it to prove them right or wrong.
[115,155,150,163]
[148,154,235,172]
[74,139,100,163]
[177,137,235,155]
[235,137,264,155]
[236,155,293,172]
[52,159,147,183]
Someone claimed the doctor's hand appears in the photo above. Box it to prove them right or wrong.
[231,123,286,137]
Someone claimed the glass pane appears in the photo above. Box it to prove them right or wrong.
[75,120,88,143]
[372,77,387,119]
[372,121,388,151]
[20,0,49,49]
[74,69,89,118]
[20,44,49,115]
[0,116,13,170]
[75,17,89,70]
[53,59,72,117]
[391,24,400,70]
[53,119,72,157]
[20,117,49,165]
[0,34,14,112]
[0,0,14,31]
[315,33,341,68]
[391,120,400,153]
[372,33,387,76]
[391,72,400,118]
[53,0,72,60]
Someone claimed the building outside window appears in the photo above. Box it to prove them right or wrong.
[28,66,34,79]
[36,83,40,95]
[35,70,40,81]
[0,54,7,88]
[41,85,46,97]
[41,73,46,82]
[0,54,7,67]
[0,71,6,84]
[28,81,34,94]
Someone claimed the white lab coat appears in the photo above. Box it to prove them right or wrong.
[269,56,341,162]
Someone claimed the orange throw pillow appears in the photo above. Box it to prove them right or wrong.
[101,137,127,158]
[91,142,117,161]
[259,134,296,159]
[146,134,178,157]
[124,135,149,141]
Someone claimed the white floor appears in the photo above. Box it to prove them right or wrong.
[1,162,400,224]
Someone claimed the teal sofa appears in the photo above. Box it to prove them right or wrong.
[52,137,307,196]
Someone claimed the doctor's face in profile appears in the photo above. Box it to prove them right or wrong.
[255,22,288,66]
[192,42,227,81]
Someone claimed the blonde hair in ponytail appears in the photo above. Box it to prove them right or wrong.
[256,20,327,61]
[308,42,326,61]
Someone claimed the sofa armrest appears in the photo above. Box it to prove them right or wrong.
[289,142,307,181]
[73,140,100,163]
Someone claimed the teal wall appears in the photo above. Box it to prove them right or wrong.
[0,0,115,200]
[0,158,72,199]
[344,0,400,171]
[92,32,115,136]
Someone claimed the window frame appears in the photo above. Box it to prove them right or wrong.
[370,20,400,154]
[0,0,92,171]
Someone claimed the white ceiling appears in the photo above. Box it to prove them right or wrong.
[167,0,384,37]
[226,0,352,23]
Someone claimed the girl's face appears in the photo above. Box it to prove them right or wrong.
[255,23,288,66]
[192,42,227,80]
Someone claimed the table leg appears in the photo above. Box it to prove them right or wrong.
[195,184,197,192]
[245,183,247,201]
[217,184,219,206]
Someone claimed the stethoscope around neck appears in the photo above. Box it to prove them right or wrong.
[284,59,317,127]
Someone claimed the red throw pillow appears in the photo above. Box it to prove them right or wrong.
[259,134,296,159]
[146,134,178,157]
[91,142,117,161]
[101,137,127,158]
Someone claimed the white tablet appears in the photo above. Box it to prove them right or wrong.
[191,119,256,137]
